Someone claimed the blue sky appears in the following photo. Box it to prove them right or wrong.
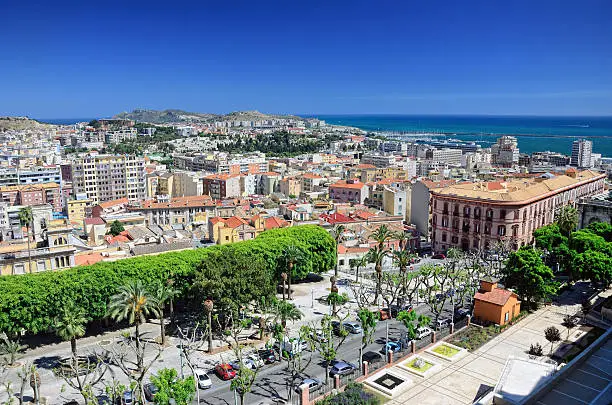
[1,0,611,117]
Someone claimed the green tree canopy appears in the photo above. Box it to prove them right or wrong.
[569,230,611,255]
[555,205,579,237]
[586,221,612,242]
[194,248,273,313]
[533,224,567,252]
[573,250,612,286]
[108,220,125,236]
[150,368,195,405]
[502,247,557,309]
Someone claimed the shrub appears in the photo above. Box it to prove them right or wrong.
[0,225,334,335]
[317,383,380,405]
[529,343,543,356]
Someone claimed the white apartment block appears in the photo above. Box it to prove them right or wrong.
[361,153,395,168]
[571,139,593,168]
[425,148,463,165]
[71,155,146,203]
[104,129,137,144]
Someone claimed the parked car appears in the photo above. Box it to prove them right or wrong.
[433,318,452,330]
[122,390,133,405]
[329,361,357,377]
[416,326,433,339]
[362,351,383,364]
[310,329,328,343]
[229,358,257,371]
[382,341,402,354]
[247,353,265,368]
[195,368,212,389]
[454,308,471,320]
[379,308,391,320]
[143,383,158,401]
[295,378,323,393]
[215,363,237,380]
[258,349,276,364]
[389,304,413,317]
[432,253,446,260]
[342,321,362,334]
[336,278,350,286]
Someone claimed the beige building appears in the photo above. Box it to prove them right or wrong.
[279,177,302,197]
[71,154,146,203]
[67,199,91,228]
[430,169,606,252]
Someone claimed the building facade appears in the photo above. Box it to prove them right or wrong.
[430,170,605,252]
[571,139,593,168]
[71,155,146,203]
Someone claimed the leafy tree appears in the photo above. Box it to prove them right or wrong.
[562,315,577,340]
[150,368,195,405]
[88,119,101,129]
[544,326,561,354]
[54,301,87,361]
[108,220,125,236]
[195,248,273,313]
[569,230,609,254]
[586,221,612,242]
[397,310,431,341]
[281,246,305,300]
[0,333,25,366]
[108,280,159,360]
[502,247,557,310]
[18,207,33,273]
[533,224,567,253]
[556,205,579,237]
[357,309,377,363]
[573,250,612,286]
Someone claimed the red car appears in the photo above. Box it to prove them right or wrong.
[215,363,236,380]
[432,253,446,260]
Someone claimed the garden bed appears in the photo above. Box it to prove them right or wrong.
[447,325,503,351]
[426,342,467,361]
[397,356,439,378]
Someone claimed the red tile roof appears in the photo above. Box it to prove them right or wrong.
[75,253,104,266]
[264,216,289,230]
[97,198,129,209]
[474,288,515,306]
[329,180,367,190]
[84,217,105,225]
[139,195,213,209]
[320,213,355,224]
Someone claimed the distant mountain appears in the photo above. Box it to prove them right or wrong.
[0,116,53,131]
[112,109,303,124]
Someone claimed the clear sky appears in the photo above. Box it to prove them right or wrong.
[1,0,611,117]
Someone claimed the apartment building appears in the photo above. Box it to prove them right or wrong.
[128,195,214,226]
[571,139,593,168]
[0,183,62,212]
[203,174,241,199]
[71,155,146,203]
[279,176,302,197]
[361,153,395,168]
[430,169,605,253]
[301,173,323,193]
[329,179,369,204]
[425,148,463,165]
[0,166,62,187]
[491,136,519,167]
[104,128,137,144]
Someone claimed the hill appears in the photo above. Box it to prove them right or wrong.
[0,116,53,131]
[112,109,302,124]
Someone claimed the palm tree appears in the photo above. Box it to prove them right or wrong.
[153,283,179,346]
[331,224,346,276]
[350,255,368,283]
[18,207,33,273]
[281,246,304,300]
[394,231,409,251]
[556,205,578,237]
[280,272,288,301]
[392,249,413,300]
[273,301,302,330]
[369,225,393,302]
[54,301,87,362]
[108,280,159,354]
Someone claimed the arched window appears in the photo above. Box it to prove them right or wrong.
[497,225,506,236]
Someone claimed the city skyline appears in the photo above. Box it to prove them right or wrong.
[1,0,611,117]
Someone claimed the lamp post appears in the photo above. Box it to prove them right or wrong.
[204,299,214,353]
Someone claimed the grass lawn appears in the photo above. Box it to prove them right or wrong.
[406,358,433,372]
[432,344,460,357]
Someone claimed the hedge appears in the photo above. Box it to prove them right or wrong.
[0,225,335,335]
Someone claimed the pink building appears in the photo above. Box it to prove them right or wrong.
[430,170,606,252]
[329,179,369,204]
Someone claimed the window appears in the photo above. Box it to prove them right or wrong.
[441,233,447,242]
[451,236,459,244]
[505,312,509,322]
[13,264,25,275]
[486,209,493,220]
[498,225,506,236]
[474,207,481,219]
[500,210,506,219]
[443,202,449,214]
[484,223,491,235]
[464,206,471,217]
[474,222,480,233]
[339,259,345,266]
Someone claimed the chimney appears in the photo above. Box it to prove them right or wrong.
[479,278,497,292]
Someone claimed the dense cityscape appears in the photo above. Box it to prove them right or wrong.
[0,109,610,405]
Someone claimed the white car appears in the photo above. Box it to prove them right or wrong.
[195,368,212,389]
[229,358,257,370]
[416,326,433,339]
[247,353,265,368]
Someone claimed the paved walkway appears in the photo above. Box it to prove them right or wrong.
[385,286,611,405]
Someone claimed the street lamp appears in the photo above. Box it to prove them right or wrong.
[204,299,214,353]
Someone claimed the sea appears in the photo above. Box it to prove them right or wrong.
[311,115,612,158]
[39,115,612,158]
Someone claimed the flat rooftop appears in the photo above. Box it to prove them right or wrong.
[494,356,557,404]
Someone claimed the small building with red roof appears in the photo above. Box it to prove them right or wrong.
[473,278,521,326]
